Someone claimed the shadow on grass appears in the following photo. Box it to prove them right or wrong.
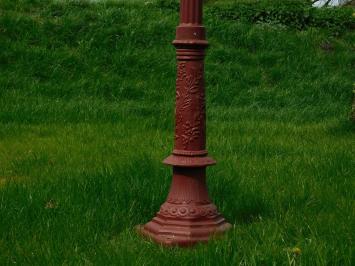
[327,119,355,136]
[228,192,271,225]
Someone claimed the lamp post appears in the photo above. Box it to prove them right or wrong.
[138,0,231,246]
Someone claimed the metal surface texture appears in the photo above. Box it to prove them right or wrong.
[138,0,231,246]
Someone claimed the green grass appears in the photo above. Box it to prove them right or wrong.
[0,0,354,265]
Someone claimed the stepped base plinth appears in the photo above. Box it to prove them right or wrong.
[137,202,231,247]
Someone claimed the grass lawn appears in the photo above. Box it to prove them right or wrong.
[0,0,354,265]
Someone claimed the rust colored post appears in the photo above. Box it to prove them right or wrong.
[138,0,231,246]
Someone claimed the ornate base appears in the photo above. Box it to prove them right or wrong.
[138,166,231,246]
[137,203,231,246]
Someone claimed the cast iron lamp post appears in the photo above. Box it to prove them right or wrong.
[138,0,231,246]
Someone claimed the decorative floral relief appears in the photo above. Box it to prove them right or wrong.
[176,63,203,110]
[181,121,200,147]
[174,112,184,142]
[175,62,205,148]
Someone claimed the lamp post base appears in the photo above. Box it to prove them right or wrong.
[137,211,231,247]
[137,166,231,247]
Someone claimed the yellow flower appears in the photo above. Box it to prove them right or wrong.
[291,247,302,256]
